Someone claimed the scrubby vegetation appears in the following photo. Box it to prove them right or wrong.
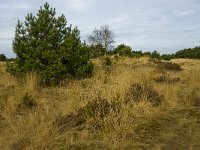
[113,44,132,57]
[1,2,200,149]
[1,57,200,149]
[175,46,200,59]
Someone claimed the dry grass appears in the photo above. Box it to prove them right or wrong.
[1,57,200,149]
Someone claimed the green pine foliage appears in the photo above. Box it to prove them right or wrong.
[7,3,93,85]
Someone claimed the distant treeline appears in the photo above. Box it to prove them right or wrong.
[0,54,15,62]
[159,46,200,60]
[108,45,200,60]
[1,45,200,62]
[175,46,200,59]
[86,44,199,60]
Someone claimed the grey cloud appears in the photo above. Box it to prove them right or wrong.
[1,0,200,57]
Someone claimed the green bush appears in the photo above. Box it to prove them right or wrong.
[132,50,143,58]
[161,54,175,60]
[113,44,133,57]
[151,50,161,60]
[0,54,6,61]
[7,3,93,85]
[88,44,106,58]
[76,61,94,77]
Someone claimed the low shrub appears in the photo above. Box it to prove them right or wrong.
[157,62,182,71]
[80,98,121,118]
[126,83,164,107]
[55,112,86,132]
[153,76,180,84]
[104,57,112,66]
[177,88,200,107]
[193,97,200,107]
[81,98,111,118]
[18,92,37,110]
[10,138,30,150]
[113,54,119,62]
[55,98,121,132]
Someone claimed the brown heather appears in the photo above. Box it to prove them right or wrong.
[1,57,200,149]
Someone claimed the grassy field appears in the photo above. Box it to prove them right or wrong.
[1,57,200,149]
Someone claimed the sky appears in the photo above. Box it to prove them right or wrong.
[0,0,200,58]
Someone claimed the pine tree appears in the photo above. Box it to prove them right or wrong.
[8,2,93,85]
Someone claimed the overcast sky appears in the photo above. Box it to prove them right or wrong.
[0,0,200,57]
